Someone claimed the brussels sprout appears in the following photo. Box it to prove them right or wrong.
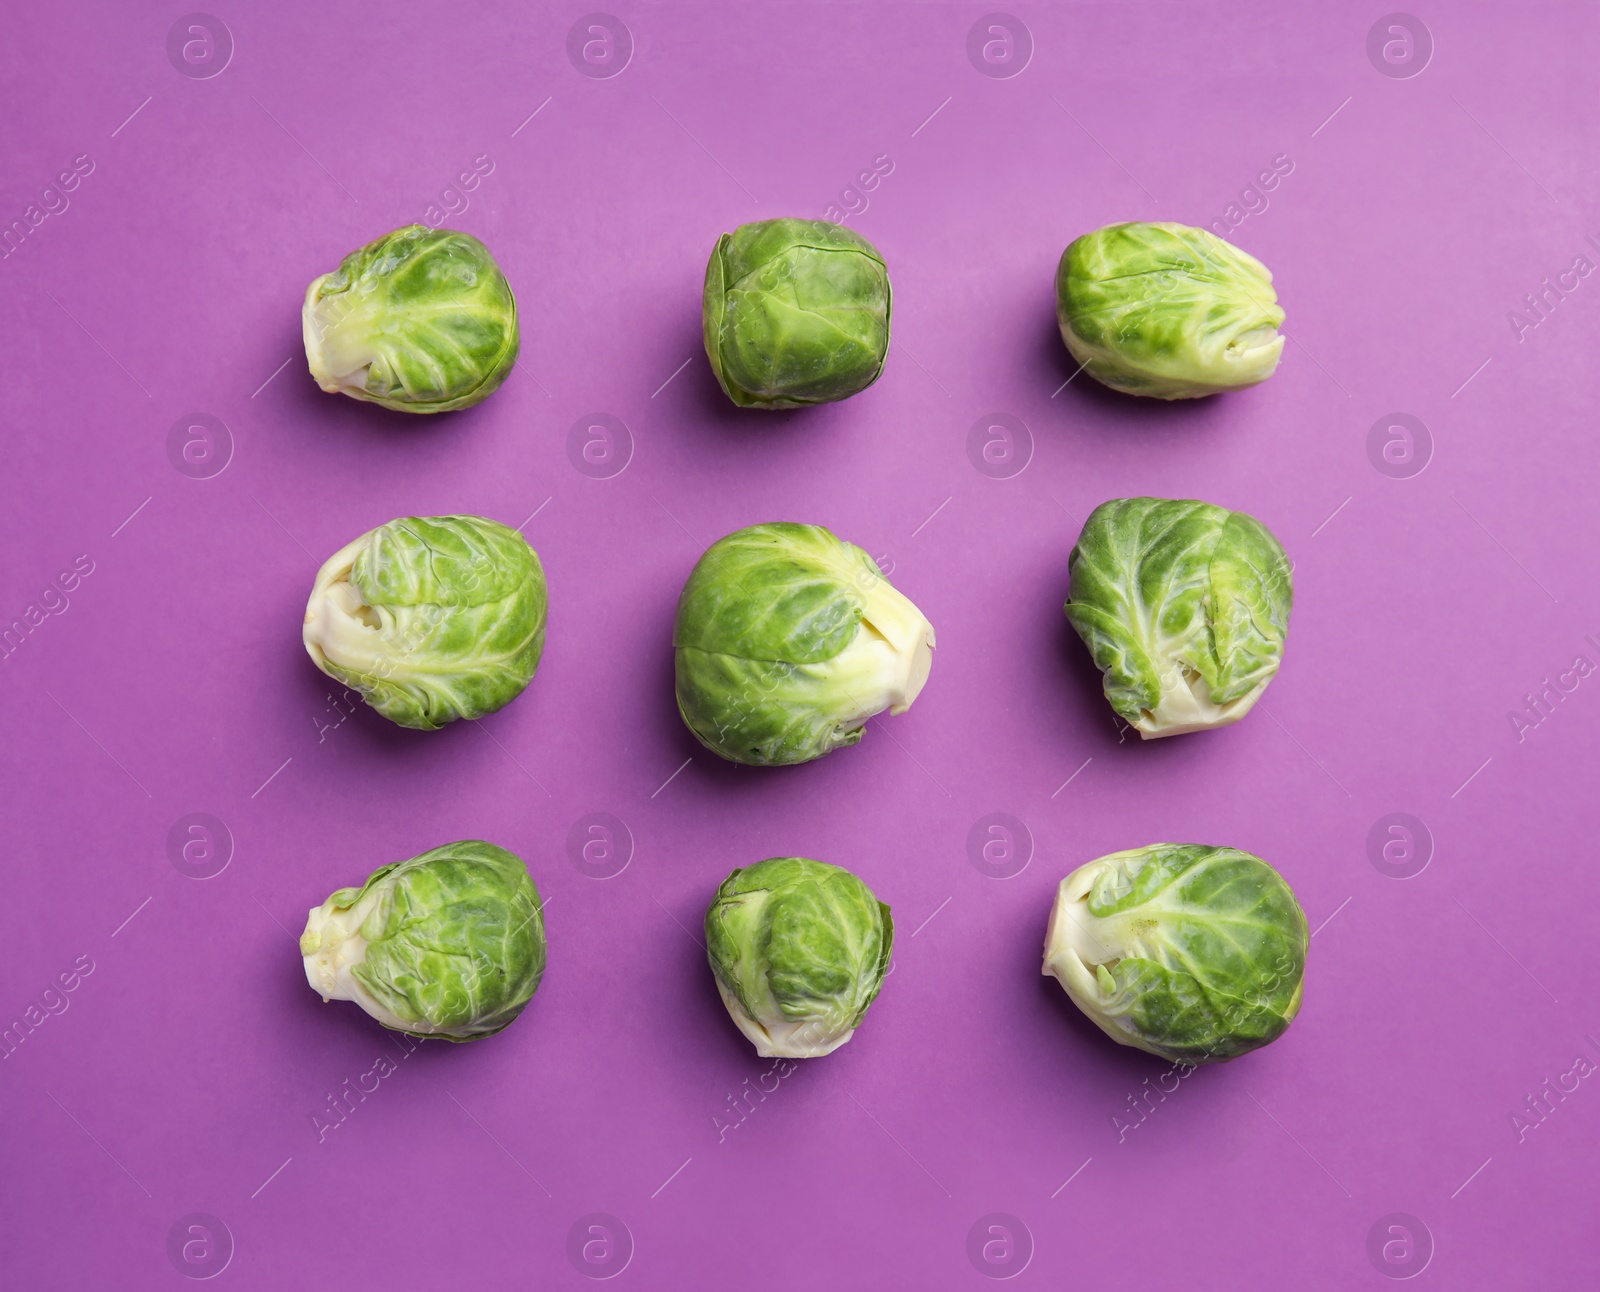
[1056,221,1284,399]
[705,857,893,1058]
[703,218,891,409]
[303,225,519,413]
[301,840,547,1042]
[1042,843,1307,1063]
[303,515,547,730]
[674,523,934,766]
[1064,497,1291,738]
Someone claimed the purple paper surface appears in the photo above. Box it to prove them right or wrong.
[2,3,1597,1287]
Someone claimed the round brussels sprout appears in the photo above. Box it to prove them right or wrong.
[705,857,893,1058]
[1042,844,1307,1063]
[301,840,547,1042]
[674,523,934,766]
[1055,221,1284,399]
[303,514,547,730]
[1064,497,1291,738]
[702,218,891,409]
[302,224,519,413]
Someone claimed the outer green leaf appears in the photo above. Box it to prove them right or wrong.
[703,218,891,409]
[303,225,519,413]
[672,523,935,765]
[1055,221,1283,399]
[705,857,893,1058]
[1063,497,1292,737]
[1042,843,1307,1063]
[303,515,547,730]
[300,840,546,1042]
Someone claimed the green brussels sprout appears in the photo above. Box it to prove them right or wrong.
[1064,497,1291,738]
[674,523,934,766]
[1055,221,1284,400]
[1042,843,1307,1063]
[302,224,519,413]
[301,840,547,1042]
[303,514,547,730]
[705,857,893,1058]
[702,218,891,409]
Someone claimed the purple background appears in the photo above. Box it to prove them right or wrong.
[2,3,1597,1287]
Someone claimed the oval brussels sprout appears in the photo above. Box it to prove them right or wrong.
[301,840,547,1042]
[1056,221,1284,399]
[303,515,547,730]
[703,218,891,409]
[1042,844,1307,1063]
[302,224,519,413]
[1064,497,1291,738]
[674,523,934,766]
[705,857,893,1058]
